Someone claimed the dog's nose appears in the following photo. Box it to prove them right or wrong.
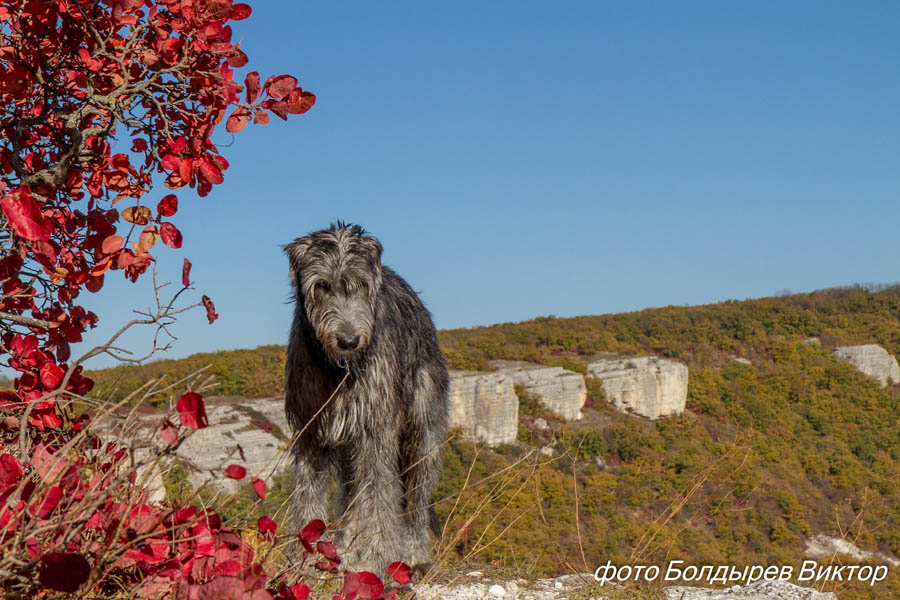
[337,335,360,351]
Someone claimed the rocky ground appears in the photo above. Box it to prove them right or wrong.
[411,572,836,600]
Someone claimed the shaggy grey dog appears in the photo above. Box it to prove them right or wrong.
[283,222,449,573]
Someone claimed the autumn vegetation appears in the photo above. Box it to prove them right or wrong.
[92,285,900,599]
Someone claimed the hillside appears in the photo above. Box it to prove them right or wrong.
[85,285,900,598]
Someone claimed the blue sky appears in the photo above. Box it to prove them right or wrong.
[78,1,900,367]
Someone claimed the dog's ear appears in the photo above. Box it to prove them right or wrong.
[358,234,383,264]
[284,237,313,284]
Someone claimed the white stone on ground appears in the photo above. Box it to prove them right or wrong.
[664,580,836,599]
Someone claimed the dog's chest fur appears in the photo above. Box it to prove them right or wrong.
[315,358,402,446]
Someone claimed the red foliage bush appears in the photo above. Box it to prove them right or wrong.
[0,1,406,597]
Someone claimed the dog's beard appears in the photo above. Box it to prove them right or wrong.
[308,305,373,365]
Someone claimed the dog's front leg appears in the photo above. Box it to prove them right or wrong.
[289,448,333,530]
[336,427,406,574]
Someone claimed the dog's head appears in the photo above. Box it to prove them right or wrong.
[285,222,383,360]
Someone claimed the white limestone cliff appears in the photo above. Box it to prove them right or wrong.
[833,344,900,387]
[448,371,519,447]
[497,364,586,420]
[586,356,688,419]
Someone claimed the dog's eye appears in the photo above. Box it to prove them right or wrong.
[315,281,330,293]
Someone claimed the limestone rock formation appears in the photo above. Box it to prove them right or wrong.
[586,356,688,419]
[729,356,752,365]
[497,365,587,420]
[833,344,900,387]
[171,397,291,494]
[805,534,899,567]
[449,371,518,447]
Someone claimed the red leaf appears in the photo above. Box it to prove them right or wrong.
[0,453,24,492]
[101,234,124,254]
[1,189,51,241]
[176,392,208,429]
[157,194,177,217]
[230,3,252,20]
[300,519,326,553]
[0,391,19,411]
[316,540,340,563]
[202,295,219,324]
[178,157,193,185]
[160,222,182,248]
[33,486,63,518]
[342,571,384,600]
[226,109,249,133]
[258,515,277,536]
[286,90,317,114]
[227,48,248,68]
[315,559,338,573]
[39,553,90,593]
[245,72,261,103]
[251,477,266,500]
[40,363,64,389]
[291,584,311,600]
[86,274,104,293]
[33,443,68,483]
[174,506,197,525]
[159,418,178,445]
[199,157,224,185]
[26,537,41,559]
[188,575,257,599]
[267,100,289,120]
[116,249,135,268]
[214,560,242,576]
[224,464,246,479]
[387,561,412,585]
[182,258,192,287]
[253,109,270,125]
[265,75,297,99]
[160,153,180,171]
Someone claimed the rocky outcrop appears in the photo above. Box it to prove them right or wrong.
[586,356,688,419]
[449,371,518,447]
[171,398,291,494]
[497,365,586,420]
[729,356,752,366]
[805,534,899,567]
[833,344,900,387]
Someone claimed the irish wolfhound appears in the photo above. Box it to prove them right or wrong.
[283,222,449,574]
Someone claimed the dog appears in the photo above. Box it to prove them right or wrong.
[283,222,448,573]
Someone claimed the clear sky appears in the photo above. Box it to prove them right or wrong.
[77,1,900,368]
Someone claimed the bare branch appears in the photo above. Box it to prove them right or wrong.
[0,311,52,329]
